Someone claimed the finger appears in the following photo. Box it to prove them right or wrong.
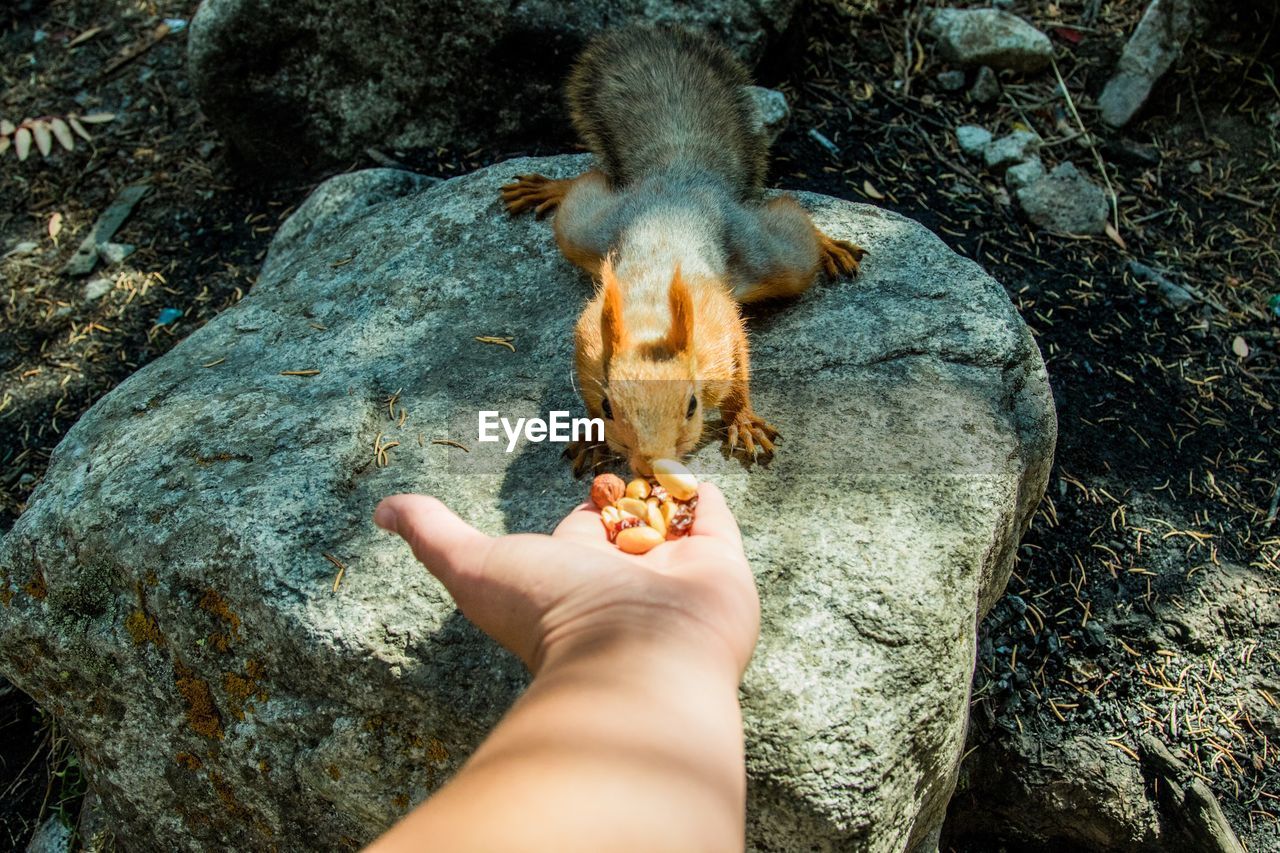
[688,483,743,549]
[552,501,610,544]
[374,494,491,587]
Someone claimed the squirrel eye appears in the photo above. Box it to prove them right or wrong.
[601,396,613,419]
[686,395,697,419]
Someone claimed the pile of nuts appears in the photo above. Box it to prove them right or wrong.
[590,458,698,554]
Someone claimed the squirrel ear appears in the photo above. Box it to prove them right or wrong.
[666,266,694,354]
[600,260,628,365]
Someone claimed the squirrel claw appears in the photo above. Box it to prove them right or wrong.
[726,411,779,459]
[818,233,866,278]
[501,174,570,218]
[563,439,610,478]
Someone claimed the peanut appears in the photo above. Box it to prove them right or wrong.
[652,458,697,501]
[615,497,649,519]
[646,502,667,538]
[625,478,652,500]
[616,525,665,554]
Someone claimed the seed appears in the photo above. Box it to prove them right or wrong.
[616,524,665,554]
[616,497,649,519]
[652,458,697,501]
[591,473,626,510]
[646,502,667,538]
[625,478,651,500]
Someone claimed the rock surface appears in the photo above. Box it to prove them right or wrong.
[956,124,993,156]
[1005,157,1046,190]
[926,8,1054,73]
[747,86,791,145]
[968,65,1001,104]
[187,1,798,172]
[1097,0,1196,127]
[0,155,1054,851]
[1016,161,1109,234]
[983,129,1042,170]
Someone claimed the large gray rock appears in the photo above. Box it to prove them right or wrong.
[926,8,1054,73]
[0,155,1054,851]
[1097,0,1197,127]
[187,0,798,172]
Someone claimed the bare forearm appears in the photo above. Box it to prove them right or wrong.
[368,637,746,852]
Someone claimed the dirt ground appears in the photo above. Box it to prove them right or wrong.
[1,0,1277,849]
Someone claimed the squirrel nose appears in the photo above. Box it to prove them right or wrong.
[629,456,654,477]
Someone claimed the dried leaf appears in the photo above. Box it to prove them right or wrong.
[49,117,75,151]
[48,212,63,241]
[31,120,52,157]
[1104,222,1127,250]
[78,112,116,124]
[1231,336,1249,358]
[67,26,104,48]
[68,115,92,142]
[15,127,31,161]
[862,180,886,200]
[0,118,13,135]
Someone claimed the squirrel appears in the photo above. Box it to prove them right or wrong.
[502,28,864,477]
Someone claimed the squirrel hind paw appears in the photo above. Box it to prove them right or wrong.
[818,234,866,279]
[500,174,568,219]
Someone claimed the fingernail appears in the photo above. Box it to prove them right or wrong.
[373,503,397,531]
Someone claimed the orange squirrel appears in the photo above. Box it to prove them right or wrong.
[503,28,863,476]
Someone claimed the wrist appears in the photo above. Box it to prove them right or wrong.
[534,617,744,689]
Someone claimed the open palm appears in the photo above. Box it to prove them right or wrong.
[374,484,760,675]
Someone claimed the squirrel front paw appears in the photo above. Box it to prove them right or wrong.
[501,174,571,219]
[818,232,866,278]
[725,410,780,458]
[563,439,612,478]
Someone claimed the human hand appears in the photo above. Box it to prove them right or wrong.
[373,484,759,677]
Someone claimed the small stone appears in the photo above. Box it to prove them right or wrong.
[1187,160,1203,175]
[747,86,790,146]
[984,130,1042,170]
[1127,261,1196,310]
[1101,138,1159,166]
[925,8,1053,73]
[3,240,39,258]
[1005,157,1046,190]
[25,815,70,853]
[968,66,1001,104]
[99,242,135,265]
[956,124,993,156]
[1015,162,1109,235]
[83,278,113,301]
[936,70,967,91]
[1097,0,1196,127]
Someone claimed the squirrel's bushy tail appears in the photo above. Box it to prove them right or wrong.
[566,28,767,199]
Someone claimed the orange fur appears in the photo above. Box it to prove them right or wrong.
[574,259,775,475]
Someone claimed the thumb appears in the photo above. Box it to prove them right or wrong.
[374,494,491,590]
[688,483,744,550]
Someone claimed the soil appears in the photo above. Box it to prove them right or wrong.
[1,0,1277,850]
